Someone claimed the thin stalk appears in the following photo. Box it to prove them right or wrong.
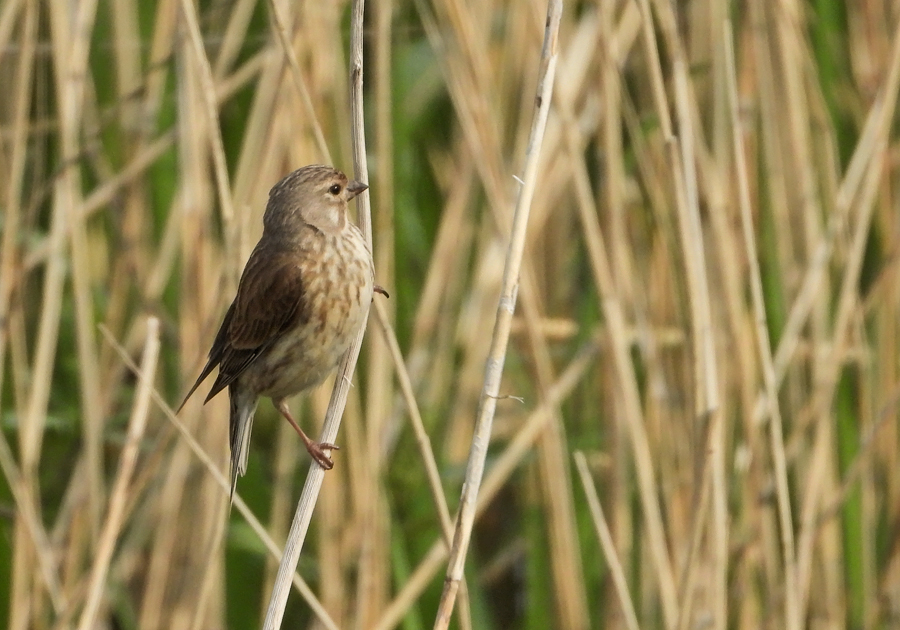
[573,452,641,630]
[261,0,374,626]
[77,318,160,630]
[432,5,562,625]
[98,326,339,629]
[376,336,599,630]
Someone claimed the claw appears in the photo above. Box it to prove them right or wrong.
[307,441,340,470]
[275,398,340,471]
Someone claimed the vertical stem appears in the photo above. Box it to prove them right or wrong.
[261,0,374,627]
[432,1,562,626]
[724,20,799,630]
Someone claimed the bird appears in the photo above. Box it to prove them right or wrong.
[177,164,386,496]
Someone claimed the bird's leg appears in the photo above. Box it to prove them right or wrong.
[274,399,339,470]
[374,285,390,299]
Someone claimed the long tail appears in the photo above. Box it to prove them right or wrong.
[228,383,258,500]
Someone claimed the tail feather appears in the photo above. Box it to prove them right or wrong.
[228,384,258,499]
[176,358,219,414]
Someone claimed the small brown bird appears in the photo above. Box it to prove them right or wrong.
[178,165,383,495]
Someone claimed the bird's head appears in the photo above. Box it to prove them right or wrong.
[263,165,367,236]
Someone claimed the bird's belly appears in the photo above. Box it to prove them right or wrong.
[242,260,373,400]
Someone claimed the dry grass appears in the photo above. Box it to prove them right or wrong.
[1,0,899,628]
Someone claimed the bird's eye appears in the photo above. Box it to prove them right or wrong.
[329,184,342,195]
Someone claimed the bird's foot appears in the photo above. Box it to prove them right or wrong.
[374,285,390,299]
[306,441,340,470]
[275,398,341,470]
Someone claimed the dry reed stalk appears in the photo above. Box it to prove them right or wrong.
[0,419,62,614]
[9,2,89,624]
[703,27,745,630]
[176,0,234,226]
[66,73,105,549]
[555,11,682,627]
[521,271,590,629]
[504,24,605,620]
[356,0,397,621]
[137,30,209,630]
[259,419,301,620]
[375,336,600,630]
[261,0,374,626]
[213,0,259,78]
[794,17,900,622]
[600,0,627,308]
[501,29,601,623]
[373,299,454,538]
[372,0,394,312]
[266,0,332,162]
[517,268,590,630]
[0,0,24,51]
[51,0,102,581]
[23,56,268,279]
[424,0,593,624]
[0,19,36,611]
[724,16,801,630]
[370,0,395,403]
[670,50,726,630]
[0,0,34,398]
[573,451,640,630]
[433,1,562,625]
[77,317,159,630]
[98,326,340,629]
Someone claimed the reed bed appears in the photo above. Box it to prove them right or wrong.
[0,0,898,628]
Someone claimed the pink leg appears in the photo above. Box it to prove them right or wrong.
[274,399,339,470]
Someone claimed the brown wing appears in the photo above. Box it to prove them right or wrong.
[204,247,310,401]
[177,245,309,409]
[176,302,237,412]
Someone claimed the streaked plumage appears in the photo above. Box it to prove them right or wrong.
[178,165,375,496]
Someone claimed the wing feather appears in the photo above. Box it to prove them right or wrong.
[203,247,309,401]
[176,303,235,412]
[178,243,310,409]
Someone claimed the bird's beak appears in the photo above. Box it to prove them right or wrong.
[346,180,369,200]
